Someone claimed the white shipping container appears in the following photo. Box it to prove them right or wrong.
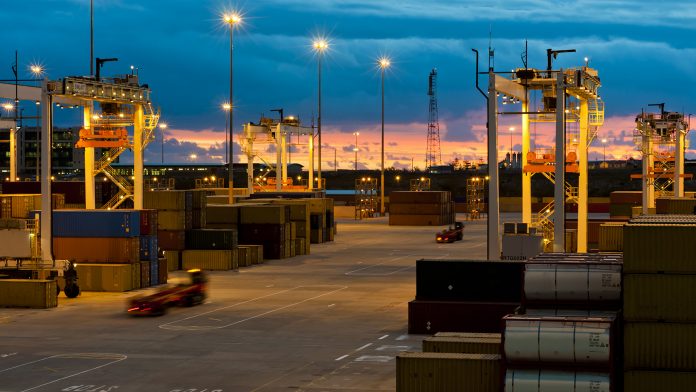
[504,317,613,365]
[0,230,33,258]
[505,370,611,392]
[524,263,621,303]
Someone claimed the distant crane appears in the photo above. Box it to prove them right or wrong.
[426,68,442,170]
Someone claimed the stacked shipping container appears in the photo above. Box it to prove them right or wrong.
[0,194,64,218]
[389,191,455,226]
[623,216,696,390]
[51,209,160,291]
[408,259,523,334]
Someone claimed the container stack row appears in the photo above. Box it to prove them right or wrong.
[389,191,455,226]
[51,209,164,292]
[408,259,523,334]
[502,253,624,392]
[623,216,696,391]
[1,194,64,218]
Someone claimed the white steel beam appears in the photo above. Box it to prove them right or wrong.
[133,105,144,210]
[521,93,531,225]
[494,76,526,100]
[675,130,685,197]
[488,72,500,260]
[40,82,53,263]
[83,105,95,209]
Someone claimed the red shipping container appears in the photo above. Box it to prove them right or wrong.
[139,210,158,236]
[408,300,519,334]
[157,230,186,251]
[53,237,140,263]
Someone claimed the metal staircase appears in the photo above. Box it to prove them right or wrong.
[96,103,160,209]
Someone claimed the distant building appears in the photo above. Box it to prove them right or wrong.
[428,165,453,174]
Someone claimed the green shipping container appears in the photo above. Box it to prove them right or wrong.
[623,224,696,273]
[0,279,57,308]
[624,322,696,370]
[186,229,238,250]
[624,274,696,322]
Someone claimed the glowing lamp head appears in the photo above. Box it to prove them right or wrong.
[2,103,14,111]
[159,122,168,129]
[29,64,44,76]
[313,39,329,52]
[223,13,241,25]
[222,103,232,111]
[378,57,391,69]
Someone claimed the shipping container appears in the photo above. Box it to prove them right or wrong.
[237,246,251,267]
[0,229,33,258]
[139,235,158,262]
[390,191,449,204]
[164,250,180,272]
[396,352,500,392]
[131,262,141,290]
[139,209,158,236]
[51,210,140,237]
[157,230,186,251]
[191,208,206,229]
[182,250,235,270]
[0,280,57,308]
[624,370,696,392]
[389,214,444,226]
[408,300,519,334]
[416,259,524,302]
[504,369,611,392]
[655,197,696,215]
[390,203,445,215]
[140,261,150,288]
[239,224,286,259]
[150,260,159,286]
[610,191,642,205]
[624,322,696,370]
[598,223,624,252]
[157,257,168,284]
[239,204,287,225]
[523,262,622,306]
[623,224,696,273]
[54,237,140,263]
[186,229,238,250]
[144,190,186,210]
[157,210,186,231]
[503,315,615,366]
[76,263,134,292]
[435,332,502,339]
[624,274,696,322]
[423,336,501,354]
[1,181,84,204]
[205,204,240,226]
[0,194,65,219]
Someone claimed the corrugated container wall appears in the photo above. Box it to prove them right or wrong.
[624,322,696,370]
[396,352,501,392]
[0,280,57,308]
[624,274,696,322]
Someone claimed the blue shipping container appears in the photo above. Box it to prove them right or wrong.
[139,235,158,262]
[51,210,141,238]
[150,260,159,286]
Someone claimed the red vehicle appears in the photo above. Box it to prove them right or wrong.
[436,222,464,243]
[128,269,208,316]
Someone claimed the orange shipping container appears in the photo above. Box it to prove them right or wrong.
[53,237,140,263]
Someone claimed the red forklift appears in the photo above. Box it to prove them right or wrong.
[436,222,465,243]
[127,269,208,316]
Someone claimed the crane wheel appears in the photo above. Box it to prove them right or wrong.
[64,284,80,298]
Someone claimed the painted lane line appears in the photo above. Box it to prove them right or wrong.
[396,334,409,341]
[356,343,372,351]
[21,355,127,392]
[378,335,389,340]
[327,304,336,308]
[334,355,349,361]
[344,255,413,275]
[162,286,348,331]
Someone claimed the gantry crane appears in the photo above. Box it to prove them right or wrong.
[631,105,691,213]
[474,47,604,258]
[241,115,314,194]
[426,69,442,170]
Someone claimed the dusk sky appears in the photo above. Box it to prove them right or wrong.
[3,1,696,169]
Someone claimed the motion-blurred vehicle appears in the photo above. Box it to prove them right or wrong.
[436,222,464,243]
[127,269,208,316]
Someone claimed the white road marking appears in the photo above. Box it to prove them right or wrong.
[396,334,409,341]
[0,353,127,392]
[355,343,372,351]
[378,334,389,340]
[0,352,17,358]
[354,355,392,362]
[327,304,335,308]
[161,286,348,331]
[375,345,411,351]
[334,355,349,361]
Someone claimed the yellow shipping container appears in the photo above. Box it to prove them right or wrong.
[598,223,624,251]
[158,210,186,231]
[144,190,186,210]
[132,262,141,290]
[164,250,180,272]
[624,322,696,370]
[182,250,234,270]
[422,336,501,355]
[396,352,501,392]
[206,204,240,225]
[624,370,696,392]
[624,274,696,322]
[239,205,286,225]
[76,264,134,292]
[435,332,502,339]
[623,224,696,273]
[0,279,57,308]
[237,246,252,267]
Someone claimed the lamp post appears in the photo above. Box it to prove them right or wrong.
[158,123,167,164]
[378,57,390,216]
[313,39,328,189]
[223,12,241,203]
[602,138,607,166]
[29,64,44,180]
[222,103,231,163]
[353,131,359,171]
[509,126,515,167]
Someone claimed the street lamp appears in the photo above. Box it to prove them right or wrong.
[223,11,242,203]
[601,138,607,166]
[313,38,329,189]
[158,123,168,164]
[222,102,232,163]
[378,57,390,216]
[353,131,360,171]
[508,126,515,167]
[189,153,198,161]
